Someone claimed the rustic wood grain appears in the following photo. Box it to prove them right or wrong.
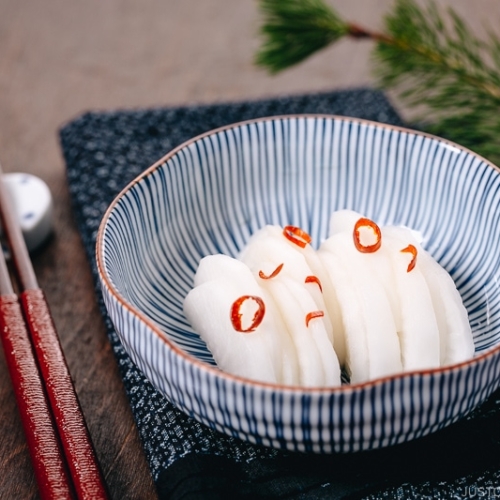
[0,1,498,498]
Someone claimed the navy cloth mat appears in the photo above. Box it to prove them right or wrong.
[60,89,500,499]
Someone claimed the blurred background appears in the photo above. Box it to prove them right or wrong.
[1,0,497,190]
[0,1,498,498]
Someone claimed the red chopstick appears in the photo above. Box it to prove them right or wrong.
[0,256,74,499]
[0,166,108,499]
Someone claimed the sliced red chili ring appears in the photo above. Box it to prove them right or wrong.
[400,244,418,272]
[353,217,382,253]
[283,225,312,248]
[305,310,324,327]
[259,263,284,280]
[230,295,266,333]
[305,275,323,292]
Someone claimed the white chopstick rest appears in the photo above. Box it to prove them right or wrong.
[2,173,53,252]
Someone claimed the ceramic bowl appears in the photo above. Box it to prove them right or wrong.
[96,115,500,453]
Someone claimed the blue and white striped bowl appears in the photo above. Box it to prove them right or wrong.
[96,115,500,453]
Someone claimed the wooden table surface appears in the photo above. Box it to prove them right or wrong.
[0,1,497,498]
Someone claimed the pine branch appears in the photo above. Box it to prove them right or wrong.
[374,0,500,161]
[255,0,350,73]
[255,0,500,164]
[374,1,500,105]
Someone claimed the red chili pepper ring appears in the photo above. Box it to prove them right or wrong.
[305,310,324,327]
[230,295,266,333]
[259,263,284,280]
[283,225,312,248]
[305,275,323,292]
[353,218,382,253]
[400,244,418,272]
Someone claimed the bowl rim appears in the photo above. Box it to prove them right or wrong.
[96,113,500,394]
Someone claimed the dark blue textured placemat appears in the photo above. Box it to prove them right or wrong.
[60,89,500,499]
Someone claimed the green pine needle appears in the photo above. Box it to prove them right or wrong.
[255,0,500,165]
[374,0,500,105]
[374,0,500,163]
[255,0,350,73]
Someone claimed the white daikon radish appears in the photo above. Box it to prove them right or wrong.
[384,226,475,365]
[260,274,341,387]
[317,247,369,382]
[320,232,403,383]
[251,260,301,385]
[186,255,283,382]
[194,253,253,287]
[240,225,335,346]
[329,210,402,333]
[184,281,278,383]
[184,210,474,388]
[381,227,441,371]
[329,209,362,236]
[278,225,347,365]
[301,251,346,366]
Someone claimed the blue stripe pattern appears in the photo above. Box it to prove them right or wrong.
[98,115,500,453]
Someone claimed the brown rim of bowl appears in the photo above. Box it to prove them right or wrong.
[96,113,500,394]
